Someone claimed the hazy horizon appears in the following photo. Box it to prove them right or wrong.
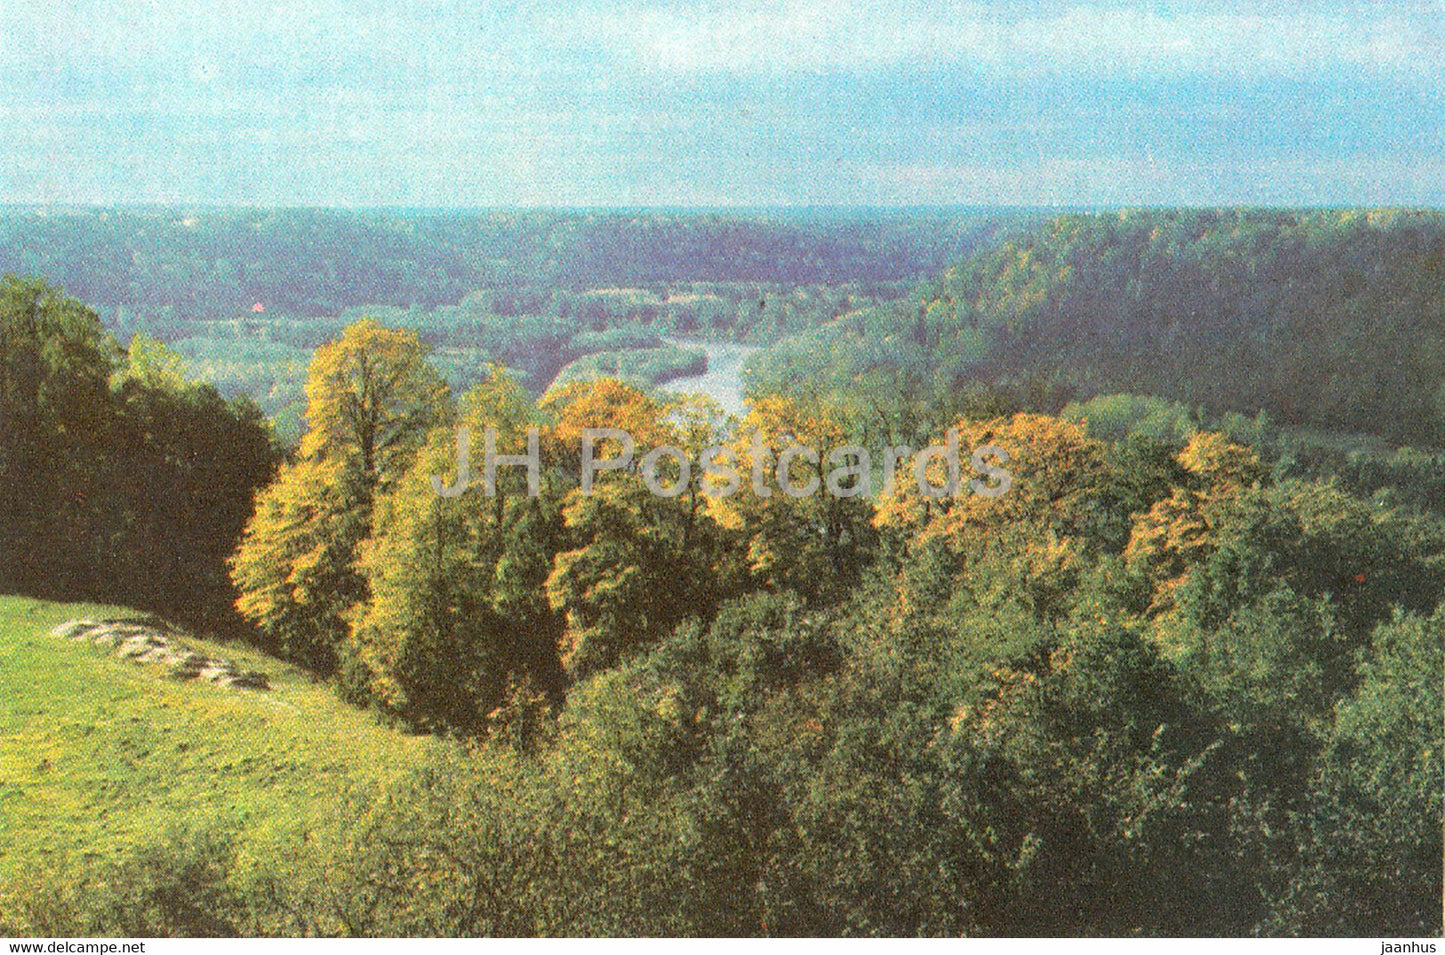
[4,1,1443,207]
[3,202,1443,214]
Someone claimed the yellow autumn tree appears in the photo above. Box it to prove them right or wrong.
[875,413,1117,620]
[708,393,877,603]
[301,318,452,481]
[231,320,453,674]
[232,455,370,671]
[542,380,744,677]
[1124,431,1265,617]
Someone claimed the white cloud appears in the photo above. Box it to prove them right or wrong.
[2,0,1440,205]
[5,1,1438,94]
[584,1,1444,78]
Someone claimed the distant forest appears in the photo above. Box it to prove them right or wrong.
[0,208,1441,936]
[5,208,1444,450]
[4,207,1445,510]
[0,207,1026,322]
[752,209,1445,447]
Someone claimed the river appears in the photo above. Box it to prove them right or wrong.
[659,339,758,417]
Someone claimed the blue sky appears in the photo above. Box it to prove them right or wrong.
[2,0,1442,206]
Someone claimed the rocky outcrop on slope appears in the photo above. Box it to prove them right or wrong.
[50,618,270,690]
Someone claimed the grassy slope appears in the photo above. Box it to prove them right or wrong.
[0,595,437,879]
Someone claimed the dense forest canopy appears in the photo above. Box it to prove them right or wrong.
[751,209,1445,447]
[213,349,1443,936]
[0,208,1441,937]
[0,277,277,627]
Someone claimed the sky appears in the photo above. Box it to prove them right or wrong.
[1,0,1442,207]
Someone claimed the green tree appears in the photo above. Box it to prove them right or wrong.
[350,368,565,732]
[1273,605,1444,935]
[0,277,117,595]
[232,320,451,672]
[543,381,744,678]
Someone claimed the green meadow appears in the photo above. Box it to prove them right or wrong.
[0,596,435,884]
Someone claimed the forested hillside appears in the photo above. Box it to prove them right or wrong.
[211,319,1439,935]
[0,278,277,628]
[0,208,1025,325]
[1,209,1441,937]
[0,208,1028,442]
[750,209,1445,446]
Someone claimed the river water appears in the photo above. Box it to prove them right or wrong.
[659,339,758,417]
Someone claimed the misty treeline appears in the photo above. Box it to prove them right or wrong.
[0,208,1017,323]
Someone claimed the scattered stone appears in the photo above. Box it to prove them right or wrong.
[169,652,209,678]
[50,620,100,640]
[49,618,269,692]
[119,635,164,659]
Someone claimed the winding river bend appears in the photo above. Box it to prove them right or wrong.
[659,339,758,417]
